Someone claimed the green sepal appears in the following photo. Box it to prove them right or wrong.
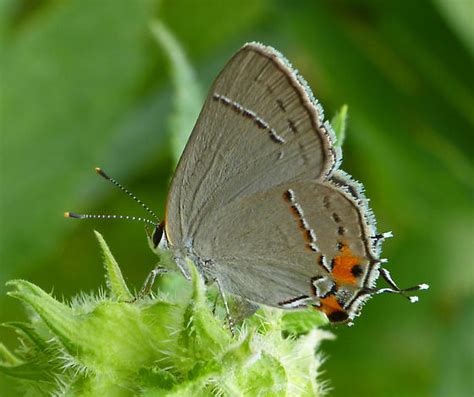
[6,279,80,355]
[0,358,56,383]
[0,343,22,366]
[331,104,348,147]
[177,260,231,371]
[2,322,49,350]
[94,230,133,301]
[281,309,328,337]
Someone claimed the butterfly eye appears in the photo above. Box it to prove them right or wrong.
[152,222,164,248]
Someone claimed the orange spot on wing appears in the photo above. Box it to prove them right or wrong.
[314,295,349,322]
[315,295,349,323]
[318,295,342,315]
[332,243,360,285]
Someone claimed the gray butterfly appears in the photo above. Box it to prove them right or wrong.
[68,42,428,324]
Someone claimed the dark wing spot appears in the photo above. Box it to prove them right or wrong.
[288,119,298,134]
[323,196,330,209]
[269,131,285,144]
[255,119,267,129]
[276,99,286,112]
[328,310,349,323]
[278,295,309,307]
[332,213,341,223]
[351,264,363,278]
[242,109,253,119]
[347,185,359,200]
[337,226,345,235]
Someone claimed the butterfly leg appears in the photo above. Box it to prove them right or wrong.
[214,277,235,336]
[174,256,191,280]
[132,266,168,302]
[212,293,220,316]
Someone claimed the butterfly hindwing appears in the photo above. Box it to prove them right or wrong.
[191,181,379,311]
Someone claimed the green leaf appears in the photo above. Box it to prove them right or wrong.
[94,230,132,301]
[178,260,231,369]
[0,360,56,383]
[150,19,203,161]
[0,343,22,366]
[434,0,474,55]
[2,322,48,350]
[233,351,287,397]
[6,280,80,355]
[0,0,161,288]
[281,309,327,337]
[284,329,334,396]
[331,104,348,147]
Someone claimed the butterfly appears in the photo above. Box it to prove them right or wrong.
[67,42,428,324]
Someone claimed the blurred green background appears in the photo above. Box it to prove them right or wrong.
[1,0,473,396]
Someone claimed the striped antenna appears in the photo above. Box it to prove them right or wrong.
[95,167,160,222]
[64,212,157,226]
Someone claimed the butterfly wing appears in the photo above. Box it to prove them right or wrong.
[191,180,379,320]
[165,43,340,246]
[163,42,383,322]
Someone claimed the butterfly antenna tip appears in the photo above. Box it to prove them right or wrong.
[95,167,110,180]
[64,211,81,219]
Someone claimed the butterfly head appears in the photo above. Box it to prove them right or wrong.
[146,221,167,254]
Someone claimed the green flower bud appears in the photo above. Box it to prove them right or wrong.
[1,232,330,396]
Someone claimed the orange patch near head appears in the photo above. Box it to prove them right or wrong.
[332,243,361,285]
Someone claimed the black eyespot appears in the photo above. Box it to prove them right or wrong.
[328,310,349,323]
[351,264,363,277]
[152,223,164,248]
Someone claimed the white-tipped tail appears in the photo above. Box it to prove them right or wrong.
[409,296,419,303]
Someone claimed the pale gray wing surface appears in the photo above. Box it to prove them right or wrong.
[165,42,339,247]
[192,181,379,307]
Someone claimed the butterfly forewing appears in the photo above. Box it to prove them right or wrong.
[166,43,338,247]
